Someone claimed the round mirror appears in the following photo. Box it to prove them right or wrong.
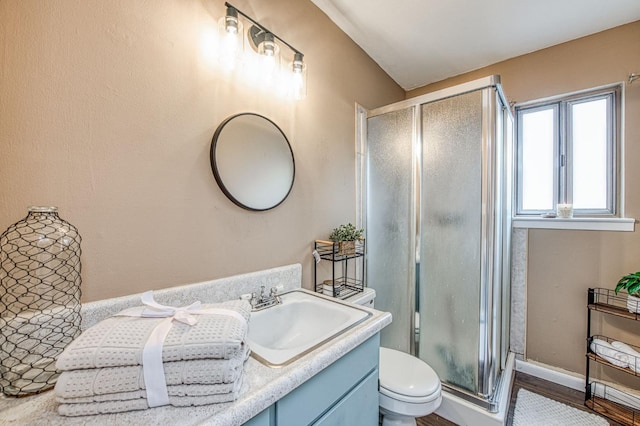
[210,113,295,211]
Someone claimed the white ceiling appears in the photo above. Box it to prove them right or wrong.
[311,0,640,90]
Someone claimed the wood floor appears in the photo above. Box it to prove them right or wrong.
[416,371,622,426]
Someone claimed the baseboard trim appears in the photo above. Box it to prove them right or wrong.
[515,359,585,391]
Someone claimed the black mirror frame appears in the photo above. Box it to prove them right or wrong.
[210,113,295,212]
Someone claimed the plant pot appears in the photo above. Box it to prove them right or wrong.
[337,241,356,256]
[627,295,640,313]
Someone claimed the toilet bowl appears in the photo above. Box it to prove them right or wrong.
[347,289,442,426]
[379,347,442,426]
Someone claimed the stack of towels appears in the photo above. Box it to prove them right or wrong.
[53,296,251,417]
[590,338,640,372]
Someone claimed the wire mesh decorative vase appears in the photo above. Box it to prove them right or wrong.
[0,206,82,396]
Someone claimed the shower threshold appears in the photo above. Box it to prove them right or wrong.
[435,352,515,426]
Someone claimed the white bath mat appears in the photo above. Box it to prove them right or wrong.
[513,389,608,426]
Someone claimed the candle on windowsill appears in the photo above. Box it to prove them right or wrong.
[557,204,573,218]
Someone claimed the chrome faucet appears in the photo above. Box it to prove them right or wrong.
[244,286,281,311]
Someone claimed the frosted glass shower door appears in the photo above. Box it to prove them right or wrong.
[366,108,415,352]
[363,77,511,411]
[418,90,485,395]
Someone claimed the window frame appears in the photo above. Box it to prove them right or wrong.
[516,103,559,215]
[514,85,621,217]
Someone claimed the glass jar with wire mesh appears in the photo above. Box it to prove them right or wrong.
[0,206,82,396]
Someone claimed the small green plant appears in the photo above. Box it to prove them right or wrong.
[615,271,640,296]
[329,223,363,242]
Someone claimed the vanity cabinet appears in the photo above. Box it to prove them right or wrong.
[244,333,380,426]
[585,288,640,425]
[244,408,271,426]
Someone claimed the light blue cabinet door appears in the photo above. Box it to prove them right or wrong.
[312,368,379,426]
[242,333,380,426]
[244,406,273,426]
[276,334,379,426]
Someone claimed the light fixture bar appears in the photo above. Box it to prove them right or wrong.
[224,2,303,59]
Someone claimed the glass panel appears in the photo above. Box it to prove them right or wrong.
[571,98,608,210]
[366,108,414,352]
[520,107,556,211]
[419,91,483,393]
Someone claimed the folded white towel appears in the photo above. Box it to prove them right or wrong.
[611,341,640,372]
[57,391,242,417]
[56,380,243,404]
[592,381,640,411]
[590,339,629,368]
[54,347,250,399]
[56,300,251,371]
[627,297,640,313]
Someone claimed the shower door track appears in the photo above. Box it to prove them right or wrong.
[442,376,501,412]
[367,76,503,119]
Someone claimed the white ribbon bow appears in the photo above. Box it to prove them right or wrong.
[118,291,247,408]
[138,291,203,325]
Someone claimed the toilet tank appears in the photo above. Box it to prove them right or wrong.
[346,288,376,308]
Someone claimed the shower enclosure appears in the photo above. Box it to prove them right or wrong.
[360,76,513,412]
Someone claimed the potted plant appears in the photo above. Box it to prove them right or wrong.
[615,271,640,313]
[329,223,364,256]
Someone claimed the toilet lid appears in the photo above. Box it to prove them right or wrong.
[379,347,441,399]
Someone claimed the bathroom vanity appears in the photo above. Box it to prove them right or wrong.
[246,334,379,426]
[0,264,391,425]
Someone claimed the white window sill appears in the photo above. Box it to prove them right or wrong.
[512,217,635,232]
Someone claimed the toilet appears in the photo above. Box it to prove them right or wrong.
[347,289,442,426]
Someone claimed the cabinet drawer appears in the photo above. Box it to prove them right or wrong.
[276,334,379,426]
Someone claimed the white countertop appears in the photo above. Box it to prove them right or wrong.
[0,265,391,426]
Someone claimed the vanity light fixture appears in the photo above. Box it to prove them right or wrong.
[251,27,280,83]
[221,2,307,99]
[218,5,244,70]
[290,52,307,100]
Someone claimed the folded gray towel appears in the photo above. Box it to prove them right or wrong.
[54,347,250,399]
[58,391,241,416]
[56,300,251,371]
[56,380,243,404]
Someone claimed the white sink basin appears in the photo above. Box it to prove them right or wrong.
[248,290,371,366]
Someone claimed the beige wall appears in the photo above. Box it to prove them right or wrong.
[2,0,638,378]
[409,21,640,375]
[0,0,404,301]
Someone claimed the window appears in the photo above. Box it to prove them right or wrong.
[515,85,620,216]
